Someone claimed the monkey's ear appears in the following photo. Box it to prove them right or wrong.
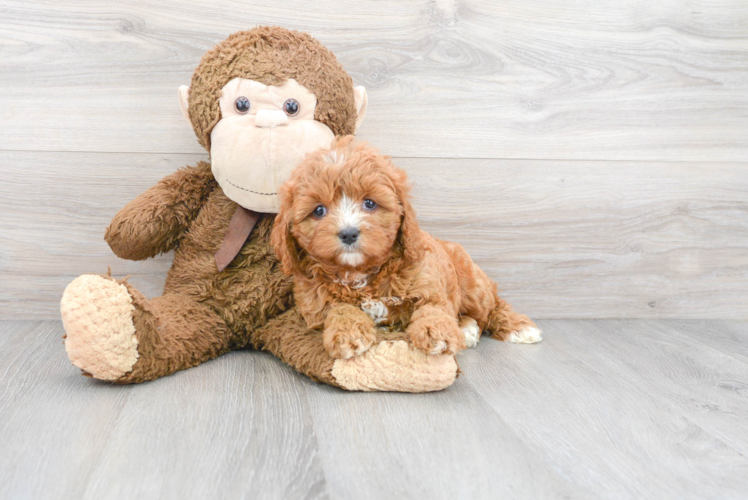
[353,86,368,133]
[178,85,191,124]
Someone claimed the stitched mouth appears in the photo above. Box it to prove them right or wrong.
[226,179,277,196]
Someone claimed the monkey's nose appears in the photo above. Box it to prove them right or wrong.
[254,109,288,128]
[338,227,360,246]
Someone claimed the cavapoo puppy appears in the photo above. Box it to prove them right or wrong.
[272,136,541,359]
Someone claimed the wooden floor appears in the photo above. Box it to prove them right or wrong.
[2,319,747,500]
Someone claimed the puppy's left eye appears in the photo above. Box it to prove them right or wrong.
[363,199,377,211]
[313,205,327,218]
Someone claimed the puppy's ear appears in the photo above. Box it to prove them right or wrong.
[392,166,426,263]
[271,185,300,276]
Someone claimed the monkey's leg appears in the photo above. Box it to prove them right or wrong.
[61,274,232,383]
[251,308,459,392]
[484,296,543,344]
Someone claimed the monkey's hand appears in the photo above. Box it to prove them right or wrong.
[322,303,377,359]
[105,162,215,260]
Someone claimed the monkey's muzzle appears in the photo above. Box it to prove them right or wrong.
[254,109,288,129]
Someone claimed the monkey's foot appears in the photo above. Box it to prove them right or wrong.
[331,340,458,392]
[60,274,139,381]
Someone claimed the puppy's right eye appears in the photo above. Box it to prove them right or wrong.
[234,96,251,114]
[313,205,327,218]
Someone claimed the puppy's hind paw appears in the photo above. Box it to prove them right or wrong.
[506,326,543,344]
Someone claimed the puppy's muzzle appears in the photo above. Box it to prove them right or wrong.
[338,227,360,246]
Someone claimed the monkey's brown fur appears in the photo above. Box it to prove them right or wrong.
[81,27,364,384]
[103,162,339,383]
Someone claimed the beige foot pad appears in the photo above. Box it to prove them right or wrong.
[331,340,458,392]
[60,275,139,381]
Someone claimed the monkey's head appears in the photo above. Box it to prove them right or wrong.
[178,27,368,213]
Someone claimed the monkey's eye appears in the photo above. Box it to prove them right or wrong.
[313,205,327,218]
[283,98,300,116]
[363,199,377,211]
[234,96,251,114]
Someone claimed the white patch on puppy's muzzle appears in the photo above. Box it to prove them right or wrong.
[335,195,366,267]
[338,252,364,267]
[336,195,364,229]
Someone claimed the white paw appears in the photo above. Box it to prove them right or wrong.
[60,275,139,380]
[459,317,481,349]
[360,299,388,325]
[506,326,543,344]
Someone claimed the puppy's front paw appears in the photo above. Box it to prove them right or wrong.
[324,323,377,360]
[323,304,377,359]
[459,316,481,349]
[407,306,467,355]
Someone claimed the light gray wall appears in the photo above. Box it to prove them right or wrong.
[1,0,746,319]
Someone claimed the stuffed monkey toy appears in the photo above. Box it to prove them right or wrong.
[60,26,458,391]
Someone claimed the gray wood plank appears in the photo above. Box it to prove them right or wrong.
[80,351,328,500]
[0,321,329,500]
[659,319,748,365]
[0,320,41,347]
[460,320,748,500]
[548,319,748,457]
[305,380,581,500]
[0,0,746,160]
[0,321,136,499]
[4,320,748,499]
[2,151,746,320]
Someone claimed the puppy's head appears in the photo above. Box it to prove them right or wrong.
[271,136,425,275]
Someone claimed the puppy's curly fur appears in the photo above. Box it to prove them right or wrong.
[272,137,539,359]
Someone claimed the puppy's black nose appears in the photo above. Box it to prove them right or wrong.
[338,227,360,245]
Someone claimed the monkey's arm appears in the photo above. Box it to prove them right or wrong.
[105,161,216,260]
